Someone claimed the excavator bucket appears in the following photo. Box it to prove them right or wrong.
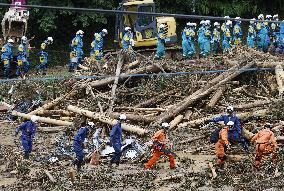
[1,0,29,41]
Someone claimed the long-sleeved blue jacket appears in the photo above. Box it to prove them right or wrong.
[110,122,122,145]
[16,120,37,139]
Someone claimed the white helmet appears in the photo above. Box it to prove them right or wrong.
[205,20,211,25]
[119,114,127,120]
[224,16,230,19]
[273,14,279,20]
[88,121,95,127]
[21,36,27,41]
[8,39,14,43]
[214,22,220,27]
[266,15,272,19]
[76,30,84,35]
[226,121,234,126]
[161,122,170,129]
[159,24,166,29]
[226,106,234,113]
[235,17,241,20]
[226,20,233,26]
[47,37,53,43]
[192,23,197,27]
[31,115,39,122]
[186,22,192,27]
[258,14,264,20]
[250,18,256,24]
[125,27,131,31]
[102,29,108,34]
[200,20,205,25]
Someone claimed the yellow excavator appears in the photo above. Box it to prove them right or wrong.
[115,0,177,47]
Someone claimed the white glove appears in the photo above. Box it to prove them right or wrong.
[130,39,135,46]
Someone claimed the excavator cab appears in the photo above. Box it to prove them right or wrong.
[1,0,29,42]
[115,0,177,47]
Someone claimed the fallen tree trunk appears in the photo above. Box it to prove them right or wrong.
[126,60,139,69]
[12,111,73,126]
[36,110,74,116]
[38,126,65,133]
[156,62,255,124]
[275,65,284,97]
[108,52,124,113]
[169,115,183,129]
[67,105,148,135]
[234,99,279,110]
[109,112,155,123]
[206,86,226,109]
[89,64,162,88]
[114,107,167,112]
[256,61,284,68]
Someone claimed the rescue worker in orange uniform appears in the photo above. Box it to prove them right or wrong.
[251,123,277,169]
[144,123,175,170]
[215,121,234,168]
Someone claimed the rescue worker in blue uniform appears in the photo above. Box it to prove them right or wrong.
[37,37,53,75]
[70,30,84,71]
[15,116,38,159]
[280,21,284,54]
[16,37,30,77]
[202,20,211,57]
[109,114,126,167]
[256,14,269,52]
[222,20,232,53]
[247,19,257,48]
[233,17,243,46]
[207,106,249,151]
[198,20,206,57]
[155,24,167,60]
[221,16,230,33]
[271,15,280,52]
[182,22,196,58]
[1,39,14,78]
[90,29,108,61]
[122,27,134,51]
[265,15,272,48]
[211,22,221,54]
[73,121,94,171]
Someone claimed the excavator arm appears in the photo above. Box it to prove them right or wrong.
[1,0,29,41]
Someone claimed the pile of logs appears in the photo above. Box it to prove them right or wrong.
[11,48,284,140]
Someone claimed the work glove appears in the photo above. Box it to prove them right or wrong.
[225,144,230,151]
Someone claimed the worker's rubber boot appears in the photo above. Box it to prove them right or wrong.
[76,161,82,171]
[24,152,29,159]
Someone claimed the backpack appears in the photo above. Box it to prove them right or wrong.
[210,127,222,143]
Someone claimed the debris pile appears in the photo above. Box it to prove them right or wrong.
[0,47,284,190]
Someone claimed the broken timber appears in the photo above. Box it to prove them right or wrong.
[12,111,72,126]
[157,62,255,124]
[67,105,148,135]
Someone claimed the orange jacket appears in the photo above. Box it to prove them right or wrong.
[251,128,277,147]
[152,129,166,144]
[218,127,229,145]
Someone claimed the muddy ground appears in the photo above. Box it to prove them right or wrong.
[0,48,284,190]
